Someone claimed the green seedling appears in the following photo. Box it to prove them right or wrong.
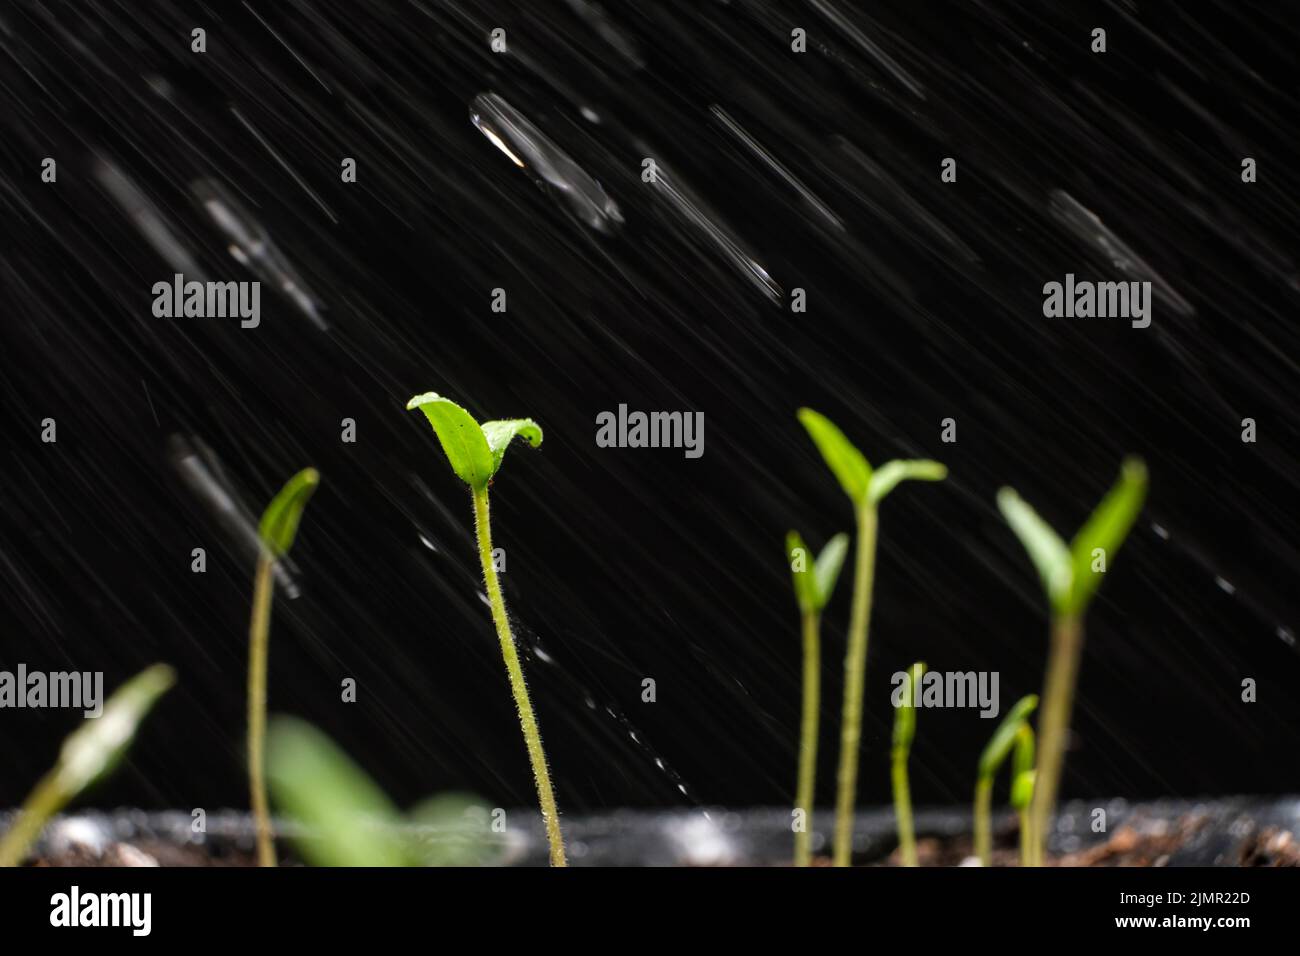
[249,467,320,867]
[891,661,925,867]
[0,665,175,867]
[267,717,501,867]
[1010,724,1037,866]
[797,408,946,866]
[998,457,1147,866]
[973,693,1038,866]
[405,391,566,867]
[785,530,849,867]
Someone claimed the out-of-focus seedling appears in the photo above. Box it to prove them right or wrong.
[268,717,501,867]
[973,693,1038,866]
[785,530,849,867]
[891,661,926,867]
[797,408,946,866]
[0,665,175,867]
[1010,724,1036,866]
[249,467,320,867]
[998,457,1146,866]
[405,392,566,866]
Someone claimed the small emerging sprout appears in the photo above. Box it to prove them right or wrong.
[0,665,175,867]
[998,457,1146,865]
[797,408,946,866]
[405,392,566,866]
[268,717,502,867]
[891,661,925,867]
[1010,724,1037,866]
[786,530,849,867]
[249,467,320,867]
[973,693,1038,866]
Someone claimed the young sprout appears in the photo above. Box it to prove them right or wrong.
[797,408,946,866]
[998,457,1147,866]
[0,665,175,867]
[973,693,1038,866]
[891,661,925,867]
[1010,724,1036,866]
[786,530,849,867]
[405,392,566,866]
[249,467,320,867]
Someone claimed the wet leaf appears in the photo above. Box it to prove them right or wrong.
[1067,457,1147,614]
[997,487,1072,612]
[480,418,543,477]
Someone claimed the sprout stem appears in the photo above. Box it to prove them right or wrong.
[0,772,64,867]
[248,553,277,867]
[794,609,821,867]
[832,504,878,867]
[891,752,917,867]
[1030,613,1083,866]
[973,776,993,866]
[471,486,567,867]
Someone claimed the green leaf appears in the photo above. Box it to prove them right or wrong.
[976,694,1038,781]
[892,661,926,753]
[55,664,175,795]
[797,408,872,505]
[785,530,818,614]
[812,532,850,609]
[258,468,320,558]
[406,793,505,867]
[867,459,948,506]
[406,393,495,489]
[1066,457,1148,615]
[267,717,408,867]
[480,418,543,478]
[997,487,1072,612]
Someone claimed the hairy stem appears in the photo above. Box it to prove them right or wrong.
[973,776,993,866]
[248,553,276,867]
[472,486,566,867]
[794,610,821,867]
[892,751,917,866]
[0,772,65,867]
[1030,613,1083,866]
[832,504,878,867]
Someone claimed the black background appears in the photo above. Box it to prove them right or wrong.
[2,0,1298,816]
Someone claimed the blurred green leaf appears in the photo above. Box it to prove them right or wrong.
[785,530,818,614]
[867,459,947,506]
[258,468,320,558]
[55,664,175,795]
[797,408,872,505]
[406,793,505,867]
[787,531,850,613]
[406,393,495,489]
[480,418,543,478]
[976,694,1038,781]
[812,533,850,609]
[267,717,407,867]
[1067,458,1148,614]
[997,487,1072,612]
[892,661,926,753]
[1010,725,1036,810]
